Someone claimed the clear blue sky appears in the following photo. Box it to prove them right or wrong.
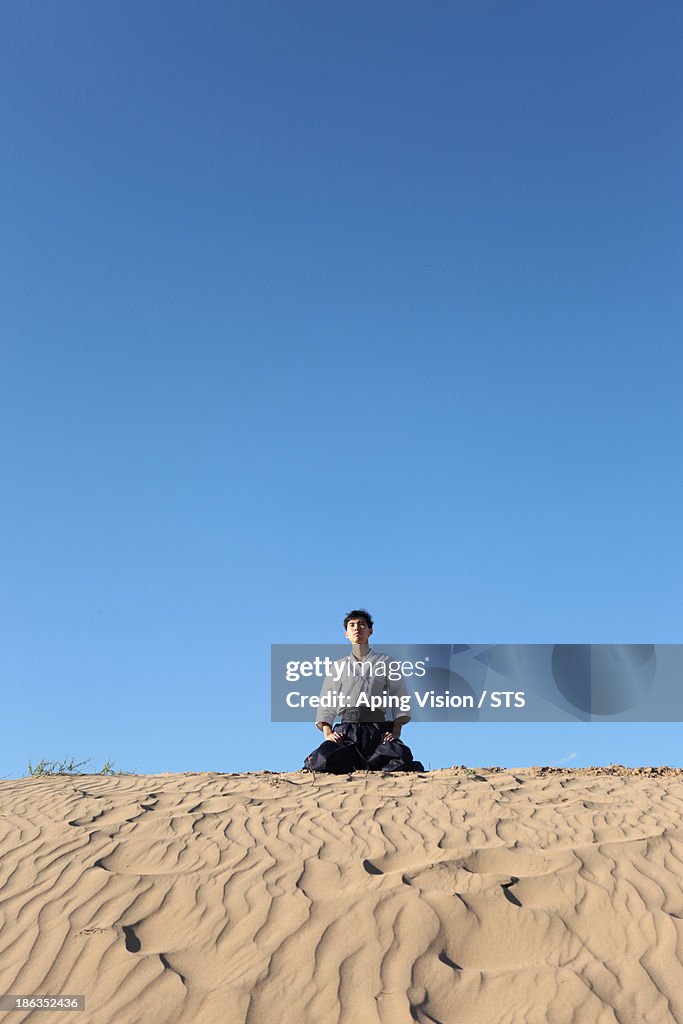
[1,1,681,778]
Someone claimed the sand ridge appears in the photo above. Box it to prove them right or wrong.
[1,766,683,1024]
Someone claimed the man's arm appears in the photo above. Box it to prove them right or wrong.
[315,663,343,743]
[383,658,411,741]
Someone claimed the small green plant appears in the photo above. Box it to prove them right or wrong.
[26,756,135,777]
[99,758,133,775]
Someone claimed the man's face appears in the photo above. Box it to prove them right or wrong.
[345,617,372,644]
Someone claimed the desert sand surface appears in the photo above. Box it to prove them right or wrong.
[1,765,683,1024]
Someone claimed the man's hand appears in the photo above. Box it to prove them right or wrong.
[322,726,343,744]
[383,720,404,743]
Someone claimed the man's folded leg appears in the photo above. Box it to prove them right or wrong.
[304,737,361,773]
[366,736,424,772]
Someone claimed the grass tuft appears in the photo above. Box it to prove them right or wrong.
[26,756,135,777]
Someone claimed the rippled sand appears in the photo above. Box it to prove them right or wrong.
[1,766,683,1023]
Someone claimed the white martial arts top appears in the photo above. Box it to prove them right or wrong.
[315,647,412,729]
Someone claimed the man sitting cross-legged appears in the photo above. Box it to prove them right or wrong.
[304,609,425,774]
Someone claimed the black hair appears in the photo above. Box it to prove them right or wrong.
[343,609,374,630]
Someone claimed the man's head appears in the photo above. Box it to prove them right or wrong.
[344,609,373,644]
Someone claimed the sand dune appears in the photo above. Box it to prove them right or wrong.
[1,766,682,1024]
